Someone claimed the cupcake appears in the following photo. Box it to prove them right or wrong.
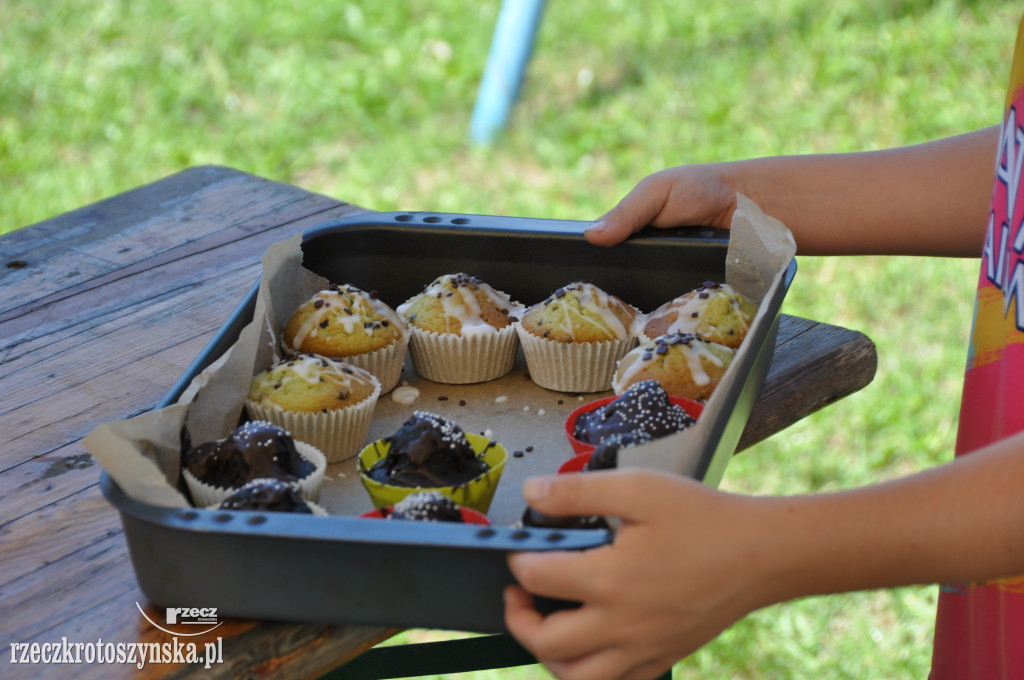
[641,282,757,349]
[357,411,507,513]
[516,282,639,393]
[181,421,326,506]
[282,283,408,392]
[572,380,697,446]
[585,431,654,471]
[216,478,327,515]
[396,272,522,384]
[245,353,381,463]
[612,333,735,401]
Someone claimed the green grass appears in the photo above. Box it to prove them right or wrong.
[2,0,1018,677]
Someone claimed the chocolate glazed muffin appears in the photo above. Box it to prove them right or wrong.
[573,380,696,445]
[385,491,466,522]
[182,421,315,489]
[366,411,489,487]
[218,478,314,514]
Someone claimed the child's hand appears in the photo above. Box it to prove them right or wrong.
[504,469,776,680]
[585,165,739,247]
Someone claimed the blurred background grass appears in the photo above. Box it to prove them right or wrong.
[2,0,1017,677]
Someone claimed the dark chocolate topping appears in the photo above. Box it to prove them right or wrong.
[521,507,609,530]
[218,478,313,514]
[367,411,488,487]
[585,430,654,471]
[183,421,314,489]
[573,380,696,445]
[386,491,466,522]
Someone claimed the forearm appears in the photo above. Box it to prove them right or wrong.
[752,429,1024,607]
[720,126,999,257]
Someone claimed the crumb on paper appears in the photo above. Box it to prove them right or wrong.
[537,408,546,416]
[391,385,420,405]
[522,405,530,412]
[483,428,494,439]
[494,395,509,404]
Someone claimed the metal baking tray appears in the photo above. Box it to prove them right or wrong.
[101,211,796,633]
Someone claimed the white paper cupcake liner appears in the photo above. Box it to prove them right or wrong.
[343,338,408,394]
[515,324,638,393]
[406,324,519,384]
[244,377,381,464]
[182,440,327,506]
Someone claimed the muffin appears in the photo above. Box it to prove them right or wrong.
[516,282,639,392]
[642,282,757,349]
[216,478,326,515]
[585,431,654,471]
[282,283,408,392]
[357,411,508,513]
[572,380,697,445]
[521,506,609,531]
[397,272,522,383]
[612,333,735,401]
[245,353,381,463]
[181,421,326,506]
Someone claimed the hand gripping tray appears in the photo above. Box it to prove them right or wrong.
[101,211,796,633]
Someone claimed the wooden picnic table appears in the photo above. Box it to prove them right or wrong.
[0,166,877,679]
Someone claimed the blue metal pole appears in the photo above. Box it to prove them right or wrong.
[470,0,546,145]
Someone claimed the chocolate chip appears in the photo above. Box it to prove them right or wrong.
[319,319,329,328]
[314,299,324,309]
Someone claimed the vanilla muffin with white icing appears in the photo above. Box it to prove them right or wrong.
[519,282,636,343]
[516,282,639,393]
[397,273,522,384]
[246,353,381,463]
[642,282,756,349]
[282,283,408,392]
[612,332,734,401]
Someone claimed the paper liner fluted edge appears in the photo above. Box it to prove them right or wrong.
[182,440,327,506]
[355,433,507,514]
[244,378,381,464]
[406,324,519,384]
[515,324,638,393]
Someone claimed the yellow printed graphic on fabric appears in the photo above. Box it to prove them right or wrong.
[970,286,1024,368]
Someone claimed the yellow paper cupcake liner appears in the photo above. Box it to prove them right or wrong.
[355,433,507,514]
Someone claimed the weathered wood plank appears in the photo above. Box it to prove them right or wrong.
[737,316,877,451]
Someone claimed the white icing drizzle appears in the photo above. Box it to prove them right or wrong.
[398,273,517,337]
[615,334,732,390]
[650,284,751,338]
[539,282,630,341]
[290,287,405,350]
[251,354,371,406]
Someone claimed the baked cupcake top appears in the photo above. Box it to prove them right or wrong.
[283,284,407,357]
[642,282,756,349]
[612,332,735,401]
[385,491,465,522]
[520,282,636,343]
[182,421,315,489]
[397,272,520,337]
[247,353,379,413]
[573,379,696,445]
[365,411,489,488]
[218,478,314,514]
